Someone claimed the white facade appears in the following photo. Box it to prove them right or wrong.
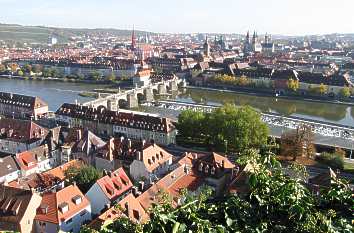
[85,183,111,216]
[35,205,92,233]
[0,170,20,184]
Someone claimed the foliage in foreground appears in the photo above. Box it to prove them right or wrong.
[83,150,353,233]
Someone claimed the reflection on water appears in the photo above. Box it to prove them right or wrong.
[0,78,352,127]
[176,89,354,127]
[0,78,107,111]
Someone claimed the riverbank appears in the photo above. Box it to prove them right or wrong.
[0,74,128,87]
[186,85,354,107]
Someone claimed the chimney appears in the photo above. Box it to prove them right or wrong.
[108,138,115,161]
[132,186,138,196]
[120,136,124,143]
[136,151,142,161]
[125,202,129,212]
[138,181,144,192]
[142,139,146,147]
[128,139,132,148]
[76,129,82,141]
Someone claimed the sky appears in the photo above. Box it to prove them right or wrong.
[0,0,353,35]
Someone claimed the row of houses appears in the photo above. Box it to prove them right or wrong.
[0,92,48,120]
[55,103,177,145]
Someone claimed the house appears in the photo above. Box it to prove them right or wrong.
[60,128,105,165]
[0,155,20,184]
[88,193,148,230]
[188,152,236,195]
[94,137,149,171]
[35,184,91,233]
[0,118,49,154]
[0,92,48,120]
[15,145,55,177]
[0,185,42,233]
[86,168,133,216]
[56,103,177,145]
[129,143,173,182]
[136,163,205,211]
[7,172,62,194]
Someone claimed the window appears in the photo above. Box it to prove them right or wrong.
[80,210,87,216]
[66,218,73,225]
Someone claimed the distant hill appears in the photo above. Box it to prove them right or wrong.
[0,23,151,44]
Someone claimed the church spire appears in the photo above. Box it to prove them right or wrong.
[131,25,136,50]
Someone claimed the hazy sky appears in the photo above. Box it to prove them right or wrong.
[0,0,353,35]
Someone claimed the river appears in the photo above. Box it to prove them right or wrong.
[0,78,353,127]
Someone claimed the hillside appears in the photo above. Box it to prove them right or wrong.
[0,23,150,44]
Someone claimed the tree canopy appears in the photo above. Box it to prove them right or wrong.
[177,104,269,152]
[64,165,103,193]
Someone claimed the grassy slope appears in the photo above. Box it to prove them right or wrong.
[0,23,150,44]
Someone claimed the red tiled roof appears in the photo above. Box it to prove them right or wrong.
[96,168,133,201]
[35,185,90,224]
[89,193,148,230]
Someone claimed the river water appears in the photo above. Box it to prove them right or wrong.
[0,78,353,127]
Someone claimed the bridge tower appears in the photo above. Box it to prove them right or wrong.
[144,87,154,102]
[127,93,138,108]
[158,83,167,95]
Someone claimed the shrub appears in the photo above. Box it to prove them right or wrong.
[316,152,344,170]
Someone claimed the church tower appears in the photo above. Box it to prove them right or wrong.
[131,26,136,50]
[203,36,210,57]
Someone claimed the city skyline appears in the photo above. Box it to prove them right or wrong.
[0,0,353,35]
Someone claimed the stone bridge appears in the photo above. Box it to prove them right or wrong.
[82,79,183,110]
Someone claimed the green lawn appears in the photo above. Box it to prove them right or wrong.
[343,161,354,174]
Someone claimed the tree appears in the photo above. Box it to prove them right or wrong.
[287,78,299,92]
[23,64,32,74]
[89,70,102,81]
[106,72,116,82]
[32,64,42,73]
[176,109,205,139]
[17,70,24,76]
[318,83,328,95]
[0,64,6,73]
[64,165,103,193]
[280,124,315,161]
[339,87,351,98]
[177,104,269,152]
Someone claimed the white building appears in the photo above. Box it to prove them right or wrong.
[35,185,91,233]
[86,168,133,215]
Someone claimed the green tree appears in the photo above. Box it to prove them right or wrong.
[0,64,6,73]
[23,64,32,73]
[106,72,116,82]
[177,104,269,152]
[17,70,24,76]
[64,165,103,193]
[339,87,351,98]
[89,70,102,81]
[176,109,205,139]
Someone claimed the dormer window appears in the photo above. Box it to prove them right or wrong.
[72,195,82,205]
[40,204,48,214]
[59,202,69,213]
